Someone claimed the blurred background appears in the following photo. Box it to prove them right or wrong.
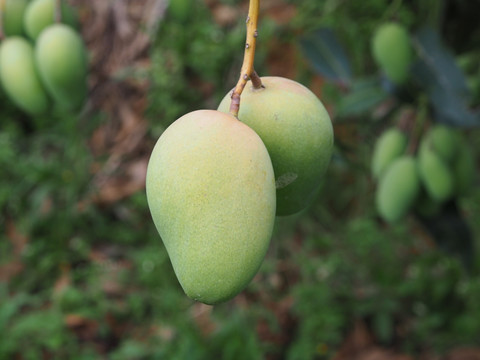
[1,0,480,359]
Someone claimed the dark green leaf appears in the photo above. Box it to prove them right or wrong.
[299,28,352,85]
[412,27,480,127]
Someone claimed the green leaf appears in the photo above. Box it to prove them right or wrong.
[336,77,388,117]
[300,28,352,85]
[412,27,480,128]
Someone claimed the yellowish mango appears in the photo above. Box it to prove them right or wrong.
[218,76,334,216]
[35,24,87,112]
[0,37,50,115]
[146,110,276,305]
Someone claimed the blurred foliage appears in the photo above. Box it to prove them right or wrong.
[1,0,479,359]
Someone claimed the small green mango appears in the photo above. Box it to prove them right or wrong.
[23,0,78,41]
[35,24,88,112]
[0,37,50,115]
[218,76,334,216]
[371,127,408,179]
[417,140,454,202]
[376,156,420,222]
[146,110,276,305]
[454,142,475,196]
[376,156,420,223]
[372,22,412,84]
[1,0,29,36]
[427,124,460,163]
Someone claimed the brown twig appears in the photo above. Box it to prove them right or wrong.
[229,0,263,118]
[55,0,62,23]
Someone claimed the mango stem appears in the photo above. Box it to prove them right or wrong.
[55,0,62,23]
[0,6,4,41]
[229,0,263,118]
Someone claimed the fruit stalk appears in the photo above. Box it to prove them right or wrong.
[55,0,62,23]
[0,6,4,40]
[229,0,262,118]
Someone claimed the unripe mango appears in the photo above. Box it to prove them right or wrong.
[146,110,276,305]
[23,0,78,41]
[427,124,460,163]
[376,156,420,223]
[454,142,475,196]
[1,0,29,36]
[371,127,408,179]
[35,24,87,111]
[218,76,334,216]
[0,37,50,115]
[372,22,412,84]
[417,140,454,202]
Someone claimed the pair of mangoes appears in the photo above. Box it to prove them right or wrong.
[371,22,413,85]
[146,77,334,304]
[372,125,475,223]
[0,0,87,115]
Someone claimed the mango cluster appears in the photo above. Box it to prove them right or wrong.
[372,125,476,223]
[0,0,87,115]
[146,77,334,304]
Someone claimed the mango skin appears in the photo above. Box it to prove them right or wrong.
[428,124,460,164]
[146,110,276,305]
[1,0,30,36]
[0,37,50,115]
[35,24,88,112]
[218,76,334,216]
[23,0,78,41]
[376,156,420,223]
[418,140,454,202]
[371,128,408,179]
[372,22,412,84]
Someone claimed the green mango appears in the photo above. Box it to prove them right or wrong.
[427,124,460,163]
[376,156,420,223]
[23,0,78,41]
[146,110,276,305]
[1,0,30,36]
[218,76,334,216]
[0,37,50,115]
[371,127,408,179]
[35,24,87,112]
[454,142,475,196]
[417,140,454,202]
[372,22,413,84]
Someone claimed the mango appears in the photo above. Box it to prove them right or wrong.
[375,156,420,223]
[427,124,460,164]
[371,127,408,179]
[372,22,412,84]
[35,24,87,111]
[146,110,276,305]
[1,0,29,36]
[23,0,78,41]
[417,140,454,202]
[218,76,334,216]
[454,142,475,196]
[0,37,50,115]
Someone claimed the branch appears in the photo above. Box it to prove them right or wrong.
[229,0,263,118]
